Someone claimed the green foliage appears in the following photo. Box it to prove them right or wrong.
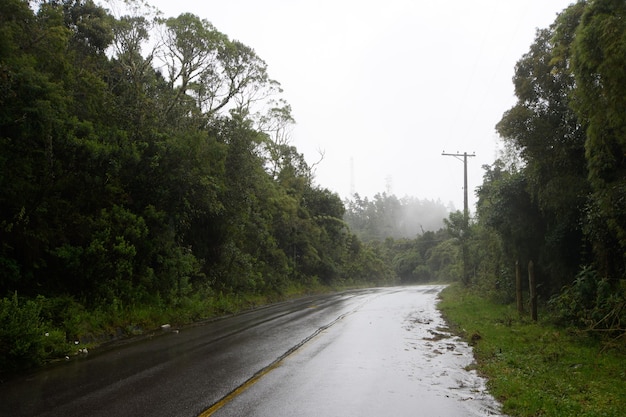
[344,193,449,241]
[0,293,46,372]
[475,164,547,287]
[391,245,423,281]
[367,227,458,284]
[473,2,623,306]
[457,1,626,352]
[572,0,626,278]
[343,239,394,285]
[0,293,73,374]
[490,1,592,297]
[426,238,461,281]
[550,267,626,335]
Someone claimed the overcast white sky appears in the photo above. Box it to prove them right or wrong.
[146,0,575,211]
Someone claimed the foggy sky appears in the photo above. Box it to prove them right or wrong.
[144,0,575,212]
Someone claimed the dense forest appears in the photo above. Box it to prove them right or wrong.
[467,0,626,338]
[2,0,626,374]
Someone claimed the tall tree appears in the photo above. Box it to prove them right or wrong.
[572,0,626,278]
[495,2,590,292]
[158,13,280,125]
[476,162,545,286]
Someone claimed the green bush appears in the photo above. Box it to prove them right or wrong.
[41,329,71,359]
[550,266,626,334]
[0,293,46,373]
[0,294,76,375]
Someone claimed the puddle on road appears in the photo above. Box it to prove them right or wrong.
[402,302,506,416]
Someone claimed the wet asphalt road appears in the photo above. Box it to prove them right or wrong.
[0,286,505,417]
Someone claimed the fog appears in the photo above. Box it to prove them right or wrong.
[344,194,451,241]
[147,0,575,211]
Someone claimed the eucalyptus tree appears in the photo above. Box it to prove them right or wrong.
[256,100,299,181]
[109,14,159,131]
[157,13,281,124]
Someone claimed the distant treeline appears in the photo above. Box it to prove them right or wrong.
[344,193,450,241]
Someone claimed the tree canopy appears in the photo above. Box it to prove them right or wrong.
[469,0,626,335]
[0,0,396,311]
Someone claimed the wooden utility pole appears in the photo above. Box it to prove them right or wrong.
[516,260,523,314]
[442,151,476,285]
[528,260,537,321]
[442,152,475,222]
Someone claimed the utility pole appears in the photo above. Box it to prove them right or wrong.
[441,151,475,223]
[442,151,475,285]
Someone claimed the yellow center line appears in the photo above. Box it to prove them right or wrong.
[197,304,363,416]
[198,361,282,416]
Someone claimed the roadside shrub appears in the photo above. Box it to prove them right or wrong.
[41,329,71,359]
[550,266,626,335]
[493,265,516,304]
[37,295,95,342]
[0,293,46,373]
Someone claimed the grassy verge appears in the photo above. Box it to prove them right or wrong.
[438,284,626,417]
[0,281,364,378]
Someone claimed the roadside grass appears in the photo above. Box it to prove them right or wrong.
[438,284,626,417]
[1,280,370,377]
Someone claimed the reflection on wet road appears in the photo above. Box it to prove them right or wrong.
[208,285,505,417]
[0,286,505,417]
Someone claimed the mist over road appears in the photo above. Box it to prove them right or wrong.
[1,286,504,417]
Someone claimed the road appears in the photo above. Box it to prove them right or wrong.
[1,286,505,417]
